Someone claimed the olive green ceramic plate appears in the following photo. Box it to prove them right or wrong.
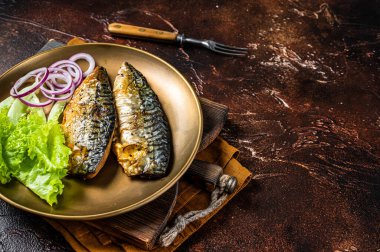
[0,43,202,220]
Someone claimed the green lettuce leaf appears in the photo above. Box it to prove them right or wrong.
[0,98,70,206]
[0,107,13,184]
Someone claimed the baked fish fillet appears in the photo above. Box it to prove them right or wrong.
[112,62,170,178]
[62,66,116,179]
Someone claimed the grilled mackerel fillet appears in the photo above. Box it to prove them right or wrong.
[112,62,170,178]
[62,66,116,179]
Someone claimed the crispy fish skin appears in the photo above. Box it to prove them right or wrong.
[112,62,170,178]
[62,66,115,178]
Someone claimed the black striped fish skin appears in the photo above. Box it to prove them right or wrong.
[112,62,170,178]
[62,66,116,178]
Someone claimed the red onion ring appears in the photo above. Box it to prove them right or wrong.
[40,68,73,95]
[41,82,75,101]
[10,52,95,107]
[10,67,49,98]
[49,60,83,87]
[56,64,82,87]
[50,59,79,69]
[69,53,95,77]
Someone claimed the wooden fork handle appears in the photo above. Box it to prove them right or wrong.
[108,23,178,41]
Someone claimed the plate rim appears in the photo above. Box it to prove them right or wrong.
[0,42,203,220]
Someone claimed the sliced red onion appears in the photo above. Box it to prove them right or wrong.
[69,53,95,77]
[40,68,73,95]
[41,83,75,101]
[49,60,83,87]
[57,63,82,87]
[49,59,78,69]
[10,53,95,108]
[10,67,49,98]
[43,74,72,95]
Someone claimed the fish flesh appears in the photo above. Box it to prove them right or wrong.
[62,66,115,178]
[112,62,170,178]
[62,66,116,179]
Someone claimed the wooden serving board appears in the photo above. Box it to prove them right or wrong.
[86,184,178,250]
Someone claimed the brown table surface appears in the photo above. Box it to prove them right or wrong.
[1,0,379,251]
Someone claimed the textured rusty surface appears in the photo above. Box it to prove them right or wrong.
[0,0,379,251]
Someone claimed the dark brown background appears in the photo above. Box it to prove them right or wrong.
[0,0,379,251]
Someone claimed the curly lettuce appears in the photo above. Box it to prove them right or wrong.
[0,99,71,206]
[0,107,13,184]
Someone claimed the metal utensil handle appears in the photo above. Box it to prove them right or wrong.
[108,23,178,41]
[186,160,237,194]
[187,160,223,187]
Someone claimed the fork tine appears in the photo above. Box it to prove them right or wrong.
[211,49,247,56]
[214,42,248,52]
[214,44,249,54]
[182,37,248,56]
